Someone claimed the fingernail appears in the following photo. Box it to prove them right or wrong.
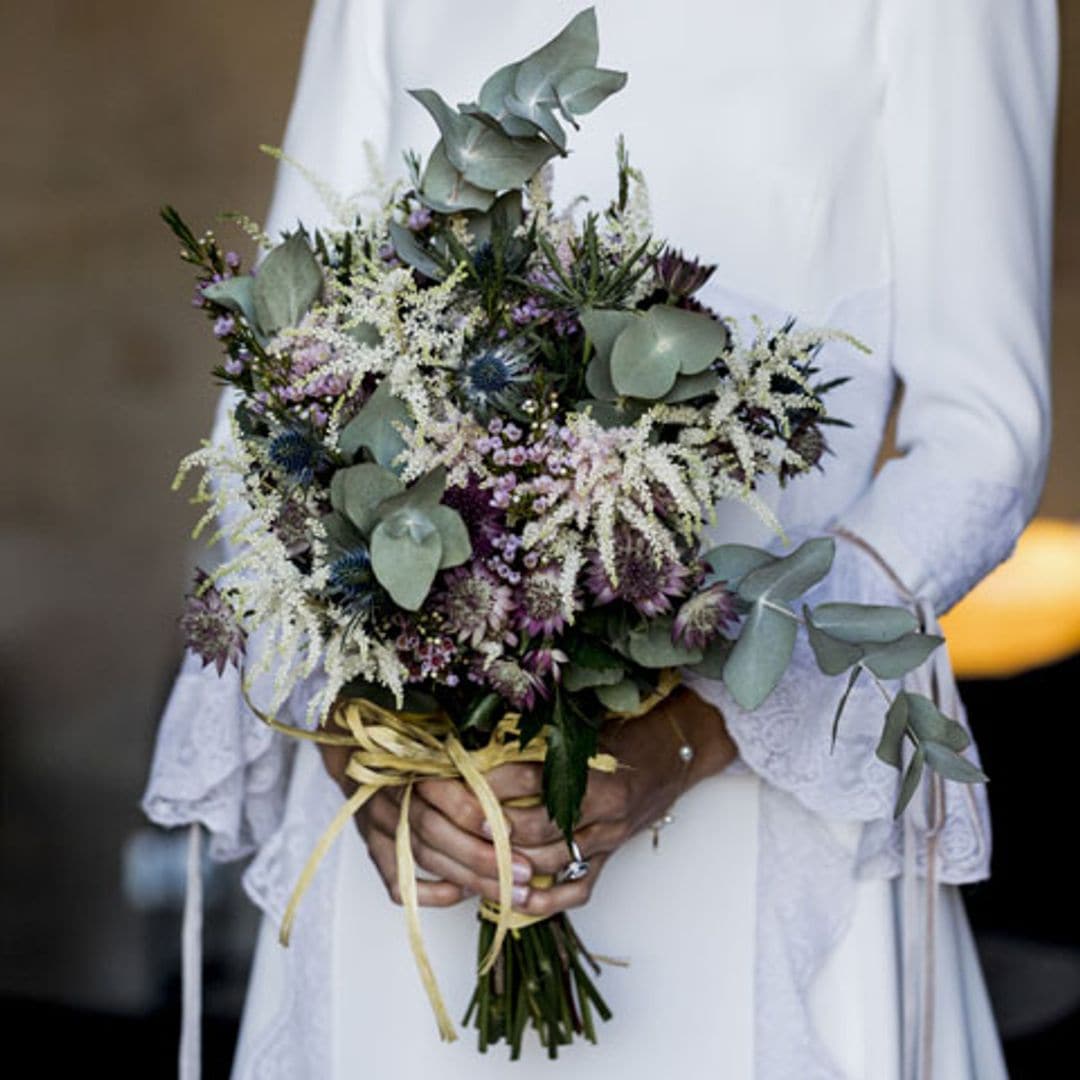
[512,884,529,905]
[480,821,492,838]
[512,861,532,884]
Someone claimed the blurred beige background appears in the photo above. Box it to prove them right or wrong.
[1,0,1076,1025]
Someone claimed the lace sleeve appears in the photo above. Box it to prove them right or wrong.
[684,0,1058,886]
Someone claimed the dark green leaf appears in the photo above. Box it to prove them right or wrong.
[894,746,926,818]
[831,664,863,752]
[805,605,864,676]
[862,633,944,679]
[922,741,988,784]
[876,692,909,768]
[543,689,598,843]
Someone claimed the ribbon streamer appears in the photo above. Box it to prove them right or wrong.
[241,669,681,1042]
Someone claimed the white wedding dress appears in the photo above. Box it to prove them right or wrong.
[141,2,1059,1077]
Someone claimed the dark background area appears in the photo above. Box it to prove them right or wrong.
[1,2,1077,1076]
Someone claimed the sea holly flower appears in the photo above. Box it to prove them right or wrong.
[585,526,693,618]
[457,342,532,415]
[327,547,378,613]
[268,429,324,486]
[672,582,740,649]
[179,569,245,676]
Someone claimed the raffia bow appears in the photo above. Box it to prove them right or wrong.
[241,667,681,1042]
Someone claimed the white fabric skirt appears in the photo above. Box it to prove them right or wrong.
[230,738,1008,1079]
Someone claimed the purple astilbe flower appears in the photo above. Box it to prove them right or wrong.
[585,527,693,618]
[485,658,544,712]
[437,564,515,647]
[516,568,572,637]
[179,569,245,676]
[672,582,740,650]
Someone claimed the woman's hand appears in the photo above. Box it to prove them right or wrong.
[318,742,544,909]
[317,684,737,914]
[501,685,738,919]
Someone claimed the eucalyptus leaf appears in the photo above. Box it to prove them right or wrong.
[345,319,382,347]
[563,663,625,692]
[584,355,618,401]
[875,690,909,768]
[596,678,641,713]
[373,465,448,523]
[337,382,413,469]
[319,511,366,560]
[579,308,637,362]
[701,544,777,588]
[387,219,445,280]
[737,537,835,604]
[555,66,628,115]
[578,398,648,428]
[862,632,945,679]
[687,635,734,679]
[807,602,919,645]
[922,741,988,784]
[804,605,864,676]
[904,693,971,751]
[417,139,495,214]
[721,602,798,710]
[831,665,863,751]
[610,325,680,399]
[329,463,404,536]
[645,305,730,375]
[660,370,722,403]
[894,746,926,818]
[251,232,323,336]
[428,504,472,568]
[202,276,259,335]
[370,514,443,610]
[627,619,703,668]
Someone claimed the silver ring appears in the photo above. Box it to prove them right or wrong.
[555,838,590,884]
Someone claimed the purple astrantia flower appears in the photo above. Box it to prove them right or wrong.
[437,564,515,648]
[672,582,740,649]
[179,569,245,676]
[585,526,693,618]
[485,658,544,711]
[524,646,568,689]
[516,568,571,637]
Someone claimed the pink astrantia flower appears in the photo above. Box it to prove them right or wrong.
[585,527,693,618]
[179,569,246,676]
[516,568,572,637]
[672,582,740,649]
[437,564,514,648]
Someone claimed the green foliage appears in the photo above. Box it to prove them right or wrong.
[627,618,703,667]
[337,382,413,469]
[543,688,599,843]
[250,231,324,336]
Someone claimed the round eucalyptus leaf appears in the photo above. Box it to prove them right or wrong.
[596,678,641,713]
[701,544,777,588]
[721,601,798,710]
[555,67,628,116]
[804,607,864,676]
[370,516,443,611]
[862,632,944,679]
[563,663,625,692]
[808,602,919,645]
[627,619,703,668]
[610,322,680,399]
[251,232,324,336]
[737,537,835,603]
[418,140,495,214]
[337,381,413,468]
[329,463,404,536]
[429,504,472,569]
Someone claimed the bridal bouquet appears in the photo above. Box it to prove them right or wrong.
[165,5,987,1059]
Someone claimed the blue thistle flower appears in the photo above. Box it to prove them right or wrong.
[328,547,377,612]
[269,429,323,485]
[458,343,531,414]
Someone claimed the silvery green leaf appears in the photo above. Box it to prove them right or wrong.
[722,602,799,710]
[701,544,777,588]
[428,504,471,569]
[417,140,495,214]
[461,188,524,250]
[387,219,445,280]
[660,370,722,403]
[555,66,628,115]
[451,125,559,192]
[502,89,568,150]
[862,632,944,679]
[876,692,909,767]
[627,619,703,668]
[374,465,448,522]
[584,355,618,401]
[922,741,988,784]
[329,463,404,536]
[319,511,365,560]
[475,64,539,136]
[647,305,730,375]
[371,515,442,611]
[580,308,637,361]
[563,663,625,692]
[807,602,919,645]
[737,537,835,603]
[577,398,648,428]
[596,679,641,713]
[337,381,412,468]
[686,636,733,679]
[202,275,259,333]
[831,665,863,751]
[251,232,323,336]
[520,7,599,81]
[804,605,864,676]
[904,692,971,751]
[406,88,472,149]
[894,746,926,818]
[610,324,680,399]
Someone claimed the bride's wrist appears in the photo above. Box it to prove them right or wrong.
[665,685,738,787]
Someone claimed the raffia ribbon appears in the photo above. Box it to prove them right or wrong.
[242,666,682,1043]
